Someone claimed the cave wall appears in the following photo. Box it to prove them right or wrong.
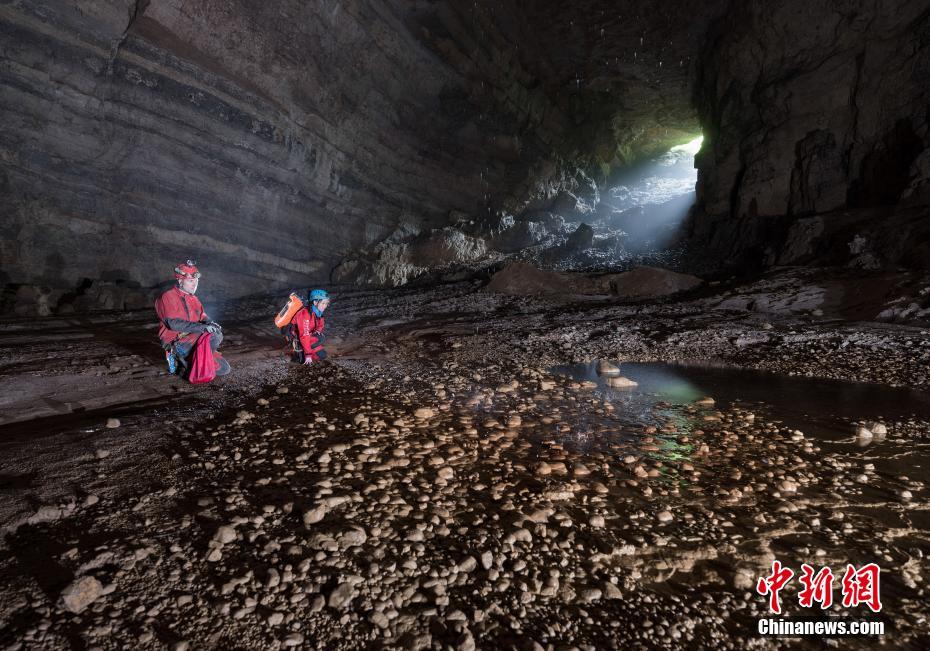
[1,0,726,311]
[1,0,499,306]
[0,0,572,309]
[692,0,930,269]
[16,0,919,307]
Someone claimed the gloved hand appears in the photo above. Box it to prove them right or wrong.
[204,323,221,334]
[302,357,314,366]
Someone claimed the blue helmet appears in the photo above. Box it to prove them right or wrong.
[309,289,329,301]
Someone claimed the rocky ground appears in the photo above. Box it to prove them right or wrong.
[1,267,929,649]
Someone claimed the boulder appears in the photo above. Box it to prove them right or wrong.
[564,223,595,252]
[334,227,495,286]
[408,228,488,267]
[490,219,553,253]
[485,263,576,295]
[4,285,62,317]
[605,266,702,299]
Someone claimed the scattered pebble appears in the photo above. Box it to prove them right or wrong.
[60,576,103,613]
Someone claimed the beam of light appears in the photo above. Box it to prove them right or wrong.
[670,136,703,156]
[537,134,703,270]
[596,135,702,256]
[607,136,701,211]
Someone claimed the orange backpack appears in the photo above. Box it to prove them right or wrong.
[274,292,304,329]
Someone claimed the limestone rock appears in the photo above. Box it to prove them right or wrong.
[693,1,930,271]
[868,422,888,436]
[596,360,621,376]
[328,583,356,610]
[213,526,237,545]
[303,504,329,526]
[60,576,103,613]
[457,556,478,573]
[28,505,63,524]
[776,479,799,494]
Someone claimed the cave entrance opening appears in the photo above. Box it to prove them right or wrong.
[595,135,703,265]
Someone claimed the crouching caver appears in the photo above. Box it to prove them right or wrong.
[279,289,330,364]
[155,260,231,377]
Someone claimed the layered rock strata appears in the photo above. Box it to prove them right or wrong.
[1,0,720,310]
[692,0,930,269]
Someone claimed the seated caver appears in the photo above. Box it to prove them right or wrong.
[277,289,330,364]
[154,260,230,378]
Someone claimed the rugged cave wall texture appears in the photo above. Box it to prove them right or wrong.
[0,0,721,312]
[2,0,493,309]
[692,0,930,270]
[3,0,928,313]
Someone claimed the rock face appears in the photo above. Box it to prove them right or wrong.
[0,0,726,310]
[5,0,923,309]
[692,0,930,270]
[332,226,495,286]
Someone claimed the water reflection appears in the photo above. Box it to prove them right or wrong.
[553,361,930,441]
[537,361,929,630]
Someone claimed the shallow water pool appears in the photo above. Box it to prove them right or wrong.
[552,361,930,441]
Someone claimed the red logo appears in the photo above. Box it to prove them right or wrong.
[756,561,794,614]
[798,564,834,609]
[841,563,882,613]
[757,561,882,613]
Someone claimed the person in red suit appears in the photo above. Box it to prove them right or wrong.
[289,288,330,365]
[154,260,230,376]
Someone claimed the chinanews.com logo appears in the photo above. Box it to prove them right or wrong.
[754,561,886,637]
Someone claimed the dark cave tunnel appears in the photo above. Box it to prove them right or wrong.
[1,1,930,649]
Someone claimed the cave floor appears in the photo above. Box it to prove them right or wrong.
[0,268,928,649]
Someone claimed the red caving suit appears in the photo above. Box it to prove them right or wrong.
[292,306,326,361]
